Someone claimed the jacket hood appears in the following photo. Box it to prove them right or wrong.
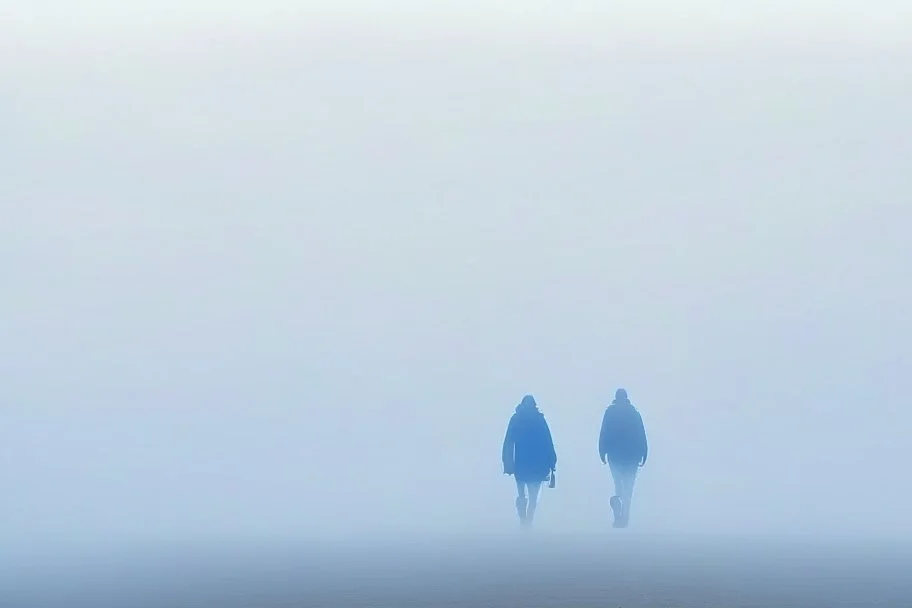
[609,387,631,405]
[516,394,541,414]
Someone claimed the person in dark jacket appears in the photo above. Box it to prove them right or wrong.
[598,388,648,528]
[502,395,557,528]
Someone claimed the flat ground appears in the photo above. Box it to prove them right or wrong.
[7,533,912,607]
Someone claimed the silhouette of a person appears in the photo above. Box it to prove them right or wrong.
[599,388,648,528]
[502,395,557,528]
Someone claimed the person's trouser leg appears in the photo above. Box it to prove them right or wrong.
[609,462,638,527]
[608,463,624,525]
[620,465,637,525]
[608,461,624,527]
[526,481,543,523]
[609,463,624,498]
[515,479,528,523]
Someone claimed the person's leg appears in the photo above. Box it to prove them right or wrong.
[515,478,528,523]
[526,481,543,524]
[608,462,624,498]
[608,462,624,526]
[619,465,638,527]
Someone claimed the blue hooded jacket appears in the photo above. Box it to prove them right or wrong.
[502,395,557,483]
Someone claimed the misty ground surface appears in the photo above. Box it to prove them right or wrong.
[5,533,912,608]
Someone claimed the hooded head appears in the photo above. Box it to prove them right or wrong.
[516,394,539,413]
[612,388,631,405]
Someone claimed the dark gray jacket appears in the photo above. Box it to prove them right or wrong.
[598,398,648,465]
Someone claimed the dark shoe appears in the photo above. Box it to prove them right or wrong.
[609,496,622,527]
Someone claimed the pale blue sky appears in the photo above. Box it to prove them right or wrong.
[2,3,911,552]
[3,1,911,42]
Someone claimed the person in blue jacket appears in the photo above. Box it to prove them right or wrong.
[599,388,648,528]
[502,395,557,528]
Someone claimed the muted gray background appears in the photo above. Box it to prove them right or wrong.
[2,2,911,558]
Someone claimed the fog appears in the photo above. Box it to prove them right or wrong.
[2,3,911,565]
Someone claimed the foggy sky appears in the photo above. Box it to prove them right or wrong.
[2,1,911,42]
[2,3,911,555]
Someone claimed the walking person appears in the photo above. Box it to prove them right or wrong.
[502,395,557,528]
[598,388,648,528]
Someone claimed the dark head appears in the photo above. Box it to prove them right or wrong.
[516,394,539,413]
[612,388,631,405]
